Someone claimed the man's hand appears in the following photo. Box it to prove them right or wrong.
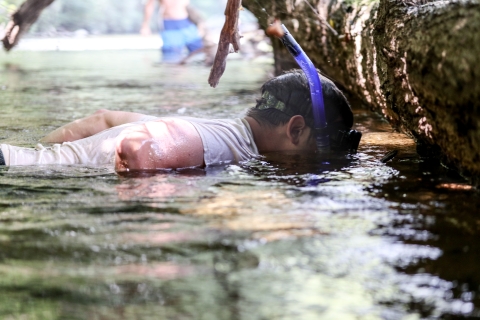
[140,25,152,36]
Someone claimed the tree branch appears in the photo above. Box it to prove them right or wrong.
[2,0,55,51]
[208,0,242,88]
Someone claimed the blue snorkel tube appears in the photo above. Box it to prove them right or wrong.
[279,24,329,149]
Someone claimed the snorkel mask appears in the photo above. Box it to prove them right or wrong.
[278,24,362,153]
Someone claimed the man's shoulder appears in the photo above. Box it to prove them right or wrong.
[180,117,247,126]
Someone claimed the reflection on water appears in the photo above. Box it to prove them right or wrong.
[1,50,479,319]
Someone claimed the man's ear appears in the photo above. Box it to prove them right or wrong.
[286,115,307,145]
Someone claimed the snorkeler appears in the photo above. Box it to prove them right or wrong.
[0,69,354,171]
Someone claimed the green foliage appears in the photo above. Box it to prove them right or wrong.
[0,0,22,25]
[28,0,224,35]
[30,0,145,34]
[191,0,225,17]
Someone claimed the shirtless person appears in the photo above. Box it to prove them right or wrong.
[140,0,204,63]
[0,70,354,171]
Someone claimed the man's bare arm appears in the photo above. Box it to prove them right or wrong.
[41,109,148,143]
[140,0,156,35]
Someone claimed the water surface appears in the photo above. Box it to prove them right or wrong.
[0,50,479,319]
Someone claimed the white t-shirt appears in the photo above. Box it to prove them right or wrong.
[0,116,259,168]
[182,117,259,166]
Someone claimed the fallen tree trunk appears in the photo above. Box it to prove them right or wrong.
[2,0,55,51]
[244,0,480,184]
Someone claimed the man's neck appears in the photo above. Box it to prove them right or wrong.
[245,116,286,153]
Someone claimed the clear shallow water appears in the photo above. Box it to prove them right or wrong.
[0,50,479,319]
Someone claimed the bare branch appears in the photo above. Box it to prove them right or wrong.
[2,0,55,51]
[207,0,242,88]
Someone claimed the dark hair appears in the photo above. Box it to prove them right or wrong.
[246,69,353,135]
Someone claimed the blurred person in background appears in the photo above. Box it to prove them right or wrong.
[140,0,204,63]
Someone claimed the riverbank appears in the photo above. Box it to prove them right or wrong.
[8,34,162,52]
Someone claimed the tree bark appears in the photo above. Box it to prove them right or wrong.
[2,0,55,51]
[244,0,480,184]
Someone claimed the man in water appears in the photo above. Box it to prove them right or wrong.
[140,0,204,63]
[0,70,354,172]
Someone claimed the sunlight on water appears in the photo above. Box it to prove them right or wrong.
[1,49,479,319]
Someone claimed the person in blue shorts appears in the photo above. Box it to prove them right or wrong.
[141,0,204,63]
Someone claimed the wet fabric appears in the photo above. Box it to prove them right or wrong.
[185,117,259,166]
[0,117,259,168]
[160,18,203,62]
[0,115,158,167]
